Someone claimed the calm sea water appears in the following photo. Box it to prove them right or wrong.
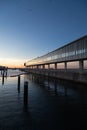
[0,69,87,130]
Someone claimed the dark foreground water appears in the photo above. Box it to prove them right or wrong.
[0,69,87,130]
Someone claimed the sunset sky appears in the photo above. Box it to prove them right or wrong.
[0,0,87,68]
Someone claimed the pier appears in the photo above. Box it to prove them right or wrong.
[24,35,87,84]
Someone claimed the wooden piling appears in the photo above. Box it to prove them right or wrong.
[18,75,20,92]
[2,71,4,85]
[24,81,28,106]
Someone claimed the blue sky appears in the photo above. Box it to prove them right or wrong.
[0,0,87,67]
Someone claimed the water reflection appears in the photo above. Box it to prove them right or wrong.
[1,72,87,129]
[54,79,58,95]
[24,74,87,129]
[26,74,87,104]
[19,74,87,109]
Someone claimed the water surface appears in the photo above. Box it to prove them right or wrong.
[0,69,87,130]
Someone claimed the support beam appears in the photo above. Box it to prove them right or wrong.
[64,62,67,70]
[43,65,45,69]
[37,65,39,69]
[79,60,84,73]
[55,63,57,69]
[48,64,50,69]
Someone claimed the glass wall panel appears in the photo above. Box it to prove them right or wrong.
[50,64,55,69]
[45,65,48,69]
[84,60,87,69]
[67,61,79,69]
[57,63,64,69]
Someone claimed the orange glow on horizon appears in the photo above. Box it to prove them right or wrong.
[0,58,26,68]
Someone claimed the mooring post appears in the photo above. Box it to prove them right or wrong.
[2,71,4,85]
[18,75,20,92]
[24,81,28,106]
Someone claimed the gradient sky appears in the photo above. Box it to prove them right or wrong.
[0,0,87,67]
